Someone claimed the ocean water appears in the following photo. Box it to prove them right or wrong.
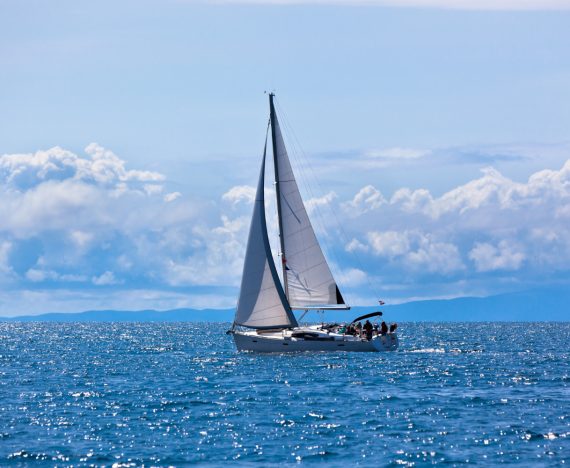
[0,322,569,466]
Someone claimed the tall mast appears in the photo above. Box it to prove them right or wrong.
[269,93,289,300]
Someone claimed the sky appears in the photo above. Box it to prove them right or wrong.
[0,0,569,316]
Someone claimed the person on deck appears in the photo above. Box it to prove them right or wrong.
[363,320,373,341]
[380,321,388,335]
[355,322,362,337]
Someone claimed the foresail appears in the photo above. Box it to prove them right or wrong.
[234,142,298,329]
[271,105,348,310]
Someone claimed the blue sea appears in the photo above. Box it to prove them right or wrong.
[1,322,569,466]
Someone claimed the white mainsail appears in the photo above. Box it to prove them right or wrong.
[234,140,298,329]
[270,98,348,310]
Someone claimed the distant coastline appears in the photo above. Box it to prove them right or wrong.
[1,288,568,322]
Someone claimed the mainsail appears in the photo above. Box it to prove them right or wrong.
[269,95,348,310]
[234,136,298,329]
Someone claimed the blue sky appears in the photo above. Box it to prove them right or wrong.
[0,0,569,315]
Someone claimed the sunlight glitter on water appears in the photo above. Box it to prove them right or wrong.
[0,322,569,465]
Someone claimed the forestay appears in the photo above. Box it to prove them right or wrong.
[271,103,348,310]
[234,142,298,329]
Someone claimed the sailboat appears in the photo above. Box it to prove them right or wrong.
[229,94,399,352]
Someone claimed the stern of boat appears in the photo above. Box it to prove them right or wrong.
[372,333,399,351]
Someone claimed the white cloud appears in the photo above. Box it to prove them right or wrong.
[0,241,13,277]
[0,144,164,191]
[92,271,120,286]
[84,143,164,184]
[0,144,216,295]
[305,191,337,215]
[391,187,433,214]
[0,144,187,239]
[26,269,58,282]
[390,160,570,220]
[366,230,464,274]
[469,240,525,272]
[343,185,386,215]
[164,192,181,202]
[164,215,250,287]
[143,184,163,196]
[365,147,430,160]
[26,268,87,283]
[338,267,368,287]
[529,228,559,244]
[367,230,411,258]
[1,141,569,314]
[346,238,369,253]
[70,230,94,248]
[203,0,570,10]
[0,148,204,238]
[222,185,256,205]
[344,159,570,285]
[406,238,464,274]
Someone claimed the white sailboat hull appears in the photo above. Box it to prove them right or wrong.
[232,328,399,353]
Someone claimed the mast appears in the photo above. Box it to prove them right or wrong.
[269,93,289,300]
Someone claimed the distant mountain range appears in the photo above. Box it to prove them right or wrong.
[1,288,568,322]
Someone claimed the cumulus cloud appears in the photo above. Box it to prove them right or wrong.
[0,144,164,191]
[346,238,369,253]
[343,185,386,215]
[469,240,525,272]
[343,159,570,290]
[222,185,256,206]
[2,141,569,314]
[390,161,570,219]
[366,230,464,274]
[337,267,368,287]
[92,271,120,286]
[391,167,514,218]
[164,215,250,287]
[305,191,337,215]
[406,239,464,274]
[0,144,182,240]
[0,144,218,293]
[367,230,411,258]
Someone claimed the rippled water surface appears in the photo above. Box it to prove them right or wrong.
[1,322,569,465]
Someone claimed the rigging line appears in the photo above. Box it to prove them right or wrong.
[275,100,383,304]
[274,102,333,243]
[275,100,352,287]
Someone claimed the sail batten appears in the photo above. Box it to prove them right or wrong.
[269,95,349,310]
